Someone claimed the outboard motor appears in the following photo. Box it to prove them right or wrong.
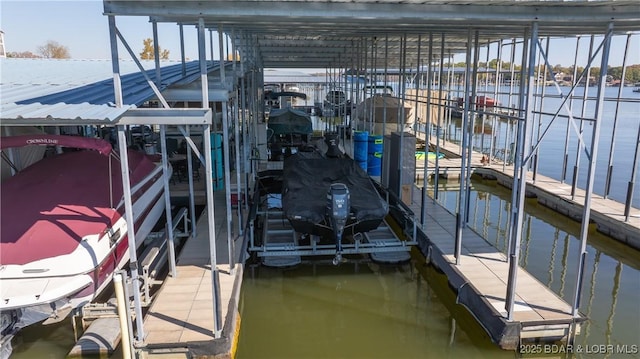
[324,132,343,158]
[326,183,350,265]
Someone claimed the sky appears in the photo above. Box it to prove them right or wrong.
[1,0,639,68]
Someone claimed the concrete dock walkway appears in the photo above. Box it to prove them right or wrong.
[413,130,640,249]
[141,189,244,359]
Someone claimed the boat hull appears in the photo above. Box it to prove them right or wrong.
[0,149,168,340]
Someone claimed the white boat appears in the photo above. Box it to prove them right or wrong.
[0,134,168,356]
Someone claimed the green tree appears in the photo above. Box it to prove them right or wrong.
[37,40,70,59]
[140,38,169,60]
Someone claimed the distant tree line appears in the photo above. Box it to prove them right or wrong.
[7,38,171,61]
[6,40,70,59]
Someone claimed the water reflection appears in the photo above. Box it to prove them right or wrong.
[433,178,640,357]
[237,260,512,359]
[10,176,638,358]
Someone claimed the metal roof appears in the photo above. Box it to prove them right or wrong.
[1,59,220,125]
[103,0,640,69]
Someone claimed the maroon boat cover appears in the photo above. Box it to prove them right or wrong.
[0,135,112,156]
[0,150,157,266]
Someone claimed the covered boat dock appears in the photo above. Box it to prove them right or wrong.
[2,0,639,357]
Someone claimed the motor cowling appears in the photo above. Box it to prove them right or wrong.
[326,183,350,264]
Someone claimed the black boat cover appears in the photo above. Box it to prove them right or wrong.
[282,151,388,233]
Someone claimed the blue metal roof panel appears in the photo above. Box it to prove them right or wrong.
[1,58,220,124]
[12,60,218,106]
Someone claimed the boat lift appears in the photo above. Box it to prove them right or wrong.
[248,181,418,267]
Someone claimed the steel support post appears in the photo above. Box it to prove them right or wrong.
[434,33,445,200]
[186,125,197,238]
[505,34,529,262]
[397,34,408,199]
[571,35,595,199]
[571,23,613,317]
[160,125,177,278]
[179,24,186,76]
[454,29,473,265]
[108,13,147,344]
[562,36,581,183]
[116,126,147,343]
[465,31,480,224]
[219,25,236,274]
[199,18,222,338]
[152,21,161,87]
[505,23,537,321]
[230,30,243,235]
[625,125,640,221]
[605,33,632,198]
[108,16,123,108]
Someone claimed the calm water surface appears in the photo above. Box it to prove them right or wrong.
[236,178,640,359]
[10,88,639,358]
[11,178,639,359]
[236,259,510,359]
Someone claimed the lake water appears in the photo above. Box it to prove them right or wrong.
[437,85,640,207]
[9,87,638,358]
[10,179,638,359]
[236,177,640,359]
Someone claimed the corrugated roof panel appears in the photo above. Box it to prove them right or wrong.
[0,103,132,124]
[1,58,220,124]
[6,60,218,106]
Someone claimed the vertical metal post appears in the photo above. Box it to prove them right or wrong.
[107,16,122,108]
[480,39,490,156]
[454,29,473,265]
[116,126,146,342]
[233,94,243,236]
[505,24,536,321]
[605,33,632,198]
[108,12,145,344]
[241,64,250,210]
[398,34,407,200]
[231,29,243,236]
[532,37,549,183]
[152,21,161,87]
[465,31,480,223]
[571,23,613,316]
[186,125,196,238]
[199,17,222,338]
[571,35,594,199]
[505,34,529,261]
[625,125,640,221]
[179,24,186,76]
[382,35,388,136]
[160,125,177,277]
[434,33,445,200]
[413,34,425,224]
[424,34,434,209]
[562,36,581,183]
[219,24,236,273]
[209,29,215,63]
